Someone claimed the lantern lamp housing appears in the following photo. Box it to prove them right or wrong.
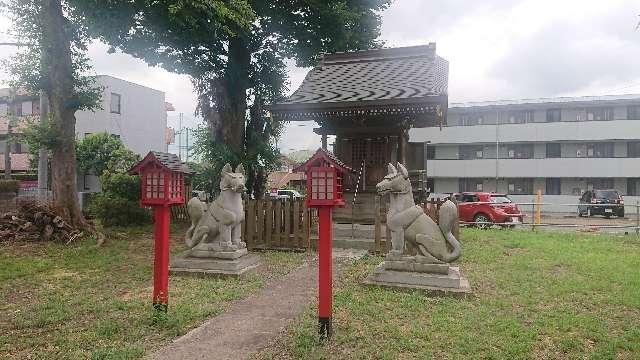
[128,151,192,207]
[293,148,352,208]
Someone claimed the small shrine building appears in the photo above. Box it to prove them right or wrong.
[269,44,449,222]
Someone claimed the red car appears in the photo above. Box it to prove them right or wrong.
[452,192,524,228]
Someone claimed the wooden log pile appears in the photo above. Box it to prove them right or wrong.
[0,200,83,243]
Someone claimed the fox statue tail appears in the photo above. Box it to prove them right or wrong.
[437,200,462,262]
[185,197,205,247]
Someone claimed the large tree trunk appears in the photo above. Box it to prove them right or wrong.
[42,0,84,226]
[209,36,250,155]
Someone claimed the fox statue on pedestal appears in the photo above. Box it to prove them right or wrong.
[376,163,461,263]
[185,163,246,255]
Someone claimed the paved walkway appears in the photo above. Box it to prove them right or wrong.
[149,249,367,360]
[150,261,317,360]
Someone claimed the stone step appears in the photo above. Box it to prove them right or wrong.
[309,235,376,251]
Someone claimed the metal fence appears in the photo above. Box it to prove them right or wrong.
[459,199,640,235]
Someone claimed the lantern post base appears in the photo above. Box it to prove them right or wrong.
[319,317,332,340]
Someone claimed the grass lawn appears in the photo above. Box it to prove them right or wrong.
[0,224,308,359]
[256,229,640,359]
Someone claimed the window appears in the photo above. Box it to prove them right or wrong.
[110,92,121,114]
[587,178,614,190]
[0,103,7,116]
[628,142,640,157]
[11,143,22,154]
[460,113,484,126]
[546,109,561,122]
[426,145,435,160]
[21,101,33,115]
[546,143,561,158]
[586,107,614,121]
[546,178,561,195]
[459,145,484,160]
[506,110,534,124]
[586,142,614,158]
[627,178,640,196]
[408,143,424,170]
[507,178,533,195]
[458,178,483,192]
[506,144,534,159]
[628,105,640,120]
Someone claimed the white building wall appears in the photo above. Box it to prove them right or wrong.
[433,178,458,193]
[75,75,167,156]
[75,75,167,193]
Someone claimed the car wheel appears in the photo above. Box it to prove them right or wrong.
[474,213,491,229]
[577,208,583,217]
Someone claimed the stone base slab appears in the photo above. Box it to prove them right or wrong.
[170,253,261,277]
[188,244,248,259]
[364,263,471,296]
[384,260,449,274]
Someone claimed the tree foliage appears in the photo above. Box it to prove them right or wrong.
[3,0,103,227]
[2,0,102,118]
[76,132,140,177]
[68,0,390,198]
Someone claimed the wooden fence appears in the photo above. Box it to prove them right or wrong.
[243,199,311,250]
[170,205,190,222]
[374,196,460,254]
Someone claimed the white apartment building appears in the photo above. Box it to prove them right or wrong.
[409,94,640,209]
[0,75,168,191]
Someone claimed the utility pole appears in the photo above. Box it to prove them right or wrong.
[185,128,190,163]
[178,112,183,160]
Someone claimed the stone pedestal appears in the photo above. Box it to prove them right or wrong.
[364,254,471,295]
[170,248,261,277]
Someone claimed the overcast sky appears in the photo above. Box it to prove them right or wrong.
[1,0,639,152]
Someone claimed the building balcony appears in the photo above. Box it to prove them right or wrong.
[410,119,640,144]
[426,157,640,178]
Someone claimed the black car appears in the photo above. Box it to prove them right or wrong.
[578,189,624,218]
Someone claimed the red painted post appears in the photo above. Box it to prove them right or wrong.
[153,205,170,312]
[318,206,333,339]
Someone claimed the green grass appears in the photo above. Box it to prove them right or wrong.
[255,229,640,360]
[0,224,308,359]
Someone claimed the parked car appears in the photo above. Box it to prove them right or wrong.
[452,192,524,228]
[578,189,624,218]
[265,189,304,200]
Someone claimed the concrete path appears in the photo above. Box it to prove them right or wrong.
[150,261,317,360]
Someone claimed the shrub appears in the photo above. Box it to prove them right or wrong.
[0,180,20,194]
[88,172,150,227]
[100,172,140,200]
[88,193,150,227]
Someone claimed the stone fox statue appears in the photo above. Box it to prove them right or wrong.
[185,163,246,252]
[376,163,462,263]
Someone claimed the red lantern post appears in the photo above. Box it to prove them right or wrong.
[294,149,349,339]
[129,151,191,313]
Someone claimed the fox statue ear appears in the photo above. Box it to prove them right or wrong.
[235,164,245,174]
[222,163,232,174]
[387,163,397,175]
[397,163,409,178]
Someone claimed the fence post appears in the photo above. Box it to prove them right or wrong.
[535,190,542,225]
[636,200,640,236]
[531,200,535,231]
[374,195,381,253]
